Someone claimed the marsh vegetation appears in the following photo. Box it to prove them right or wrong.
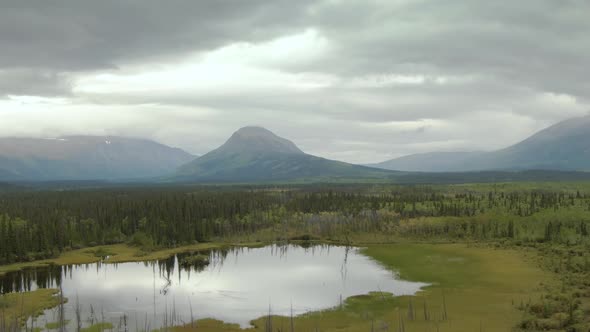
[1,245,426,331]
[0,182,589,331]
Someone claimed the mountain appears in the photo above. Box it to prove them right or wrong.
[373,115,590,172]
[468,115,590,171]
[176,126,394,182]
[368,151,485,172]
[0,136,195,181]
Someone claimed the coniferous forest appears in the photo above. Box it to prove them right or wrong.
[0,184,589,264]
[1,183,590,331]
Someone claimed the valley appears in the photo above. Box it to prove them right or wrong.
[0,182,588,331]
[2,2,589,332]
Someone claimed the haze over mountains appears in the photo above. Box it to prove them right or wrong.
[0,136,194,181]
[1,115,589,183]
[372,115,590,172]
[176,126,393,182]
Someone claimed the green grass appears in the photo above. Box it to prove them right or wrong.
[45,320,70,330]
[0,289,62,326]
[0,240,556,332]
[362,244,551,330]
[173,243,549,332]
[81,322,114,332]
[84,247,117,258]
[0,242,257,277]
[362,244,483,288]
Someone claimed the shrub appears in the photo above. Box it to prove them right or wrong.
[129,232,154,250]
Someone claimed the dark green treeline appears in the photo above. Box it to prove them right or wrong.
[0,184,589,264]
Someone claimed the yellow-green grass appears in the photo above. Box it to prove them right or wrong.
[80,322,115,332]
[0,242,551,332]
[45,320,70,330]
[218,226,403,245]
[173,243,550,332]
[0,289,61,325]
[0,242,265,277]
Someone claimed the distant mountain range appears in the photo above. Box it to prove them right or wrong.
[0,136,195,181]
[1,115,589,184]
[175,126,394,183]
[372,115,590,172]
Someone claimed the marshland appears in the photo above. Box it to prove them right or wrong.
[3,1,590,331]
[0,183,588,331]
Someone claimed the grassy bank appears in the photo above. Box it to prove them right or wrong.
[0,241,549,332]
[0,289,61,327]
[0,242,251,277]
[170,243,549,332]
[0,242,251,329]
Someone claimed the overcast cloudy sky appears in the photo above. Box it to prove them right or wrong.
[1,0,589,163]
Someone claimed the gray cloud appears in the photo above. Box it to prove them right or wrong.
[0,0,589,163]
[0,0,313,95]
[0,0,312,69]
[0,69,71,96]
[303,1,590,97]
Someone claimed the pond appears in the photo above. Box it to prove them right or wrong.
[1,245,428,330]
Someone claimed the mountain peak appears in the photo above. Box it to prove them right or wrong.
[233,126,276,137]
[531,114,590,139]
[220,126,304,155]
[372,114,590,172]
[175,126,392,182]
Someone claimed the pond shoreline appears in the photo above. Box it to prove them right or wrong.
[0,240,550,332]
[2,242,429,331]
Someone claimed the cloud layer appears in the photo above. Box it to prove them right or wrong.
[1,0,589,163]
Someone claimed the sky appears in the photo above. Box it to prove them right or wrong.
[1,0,589,164]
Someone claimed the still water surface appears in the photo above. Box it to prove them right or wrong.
[1,245,427,330]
